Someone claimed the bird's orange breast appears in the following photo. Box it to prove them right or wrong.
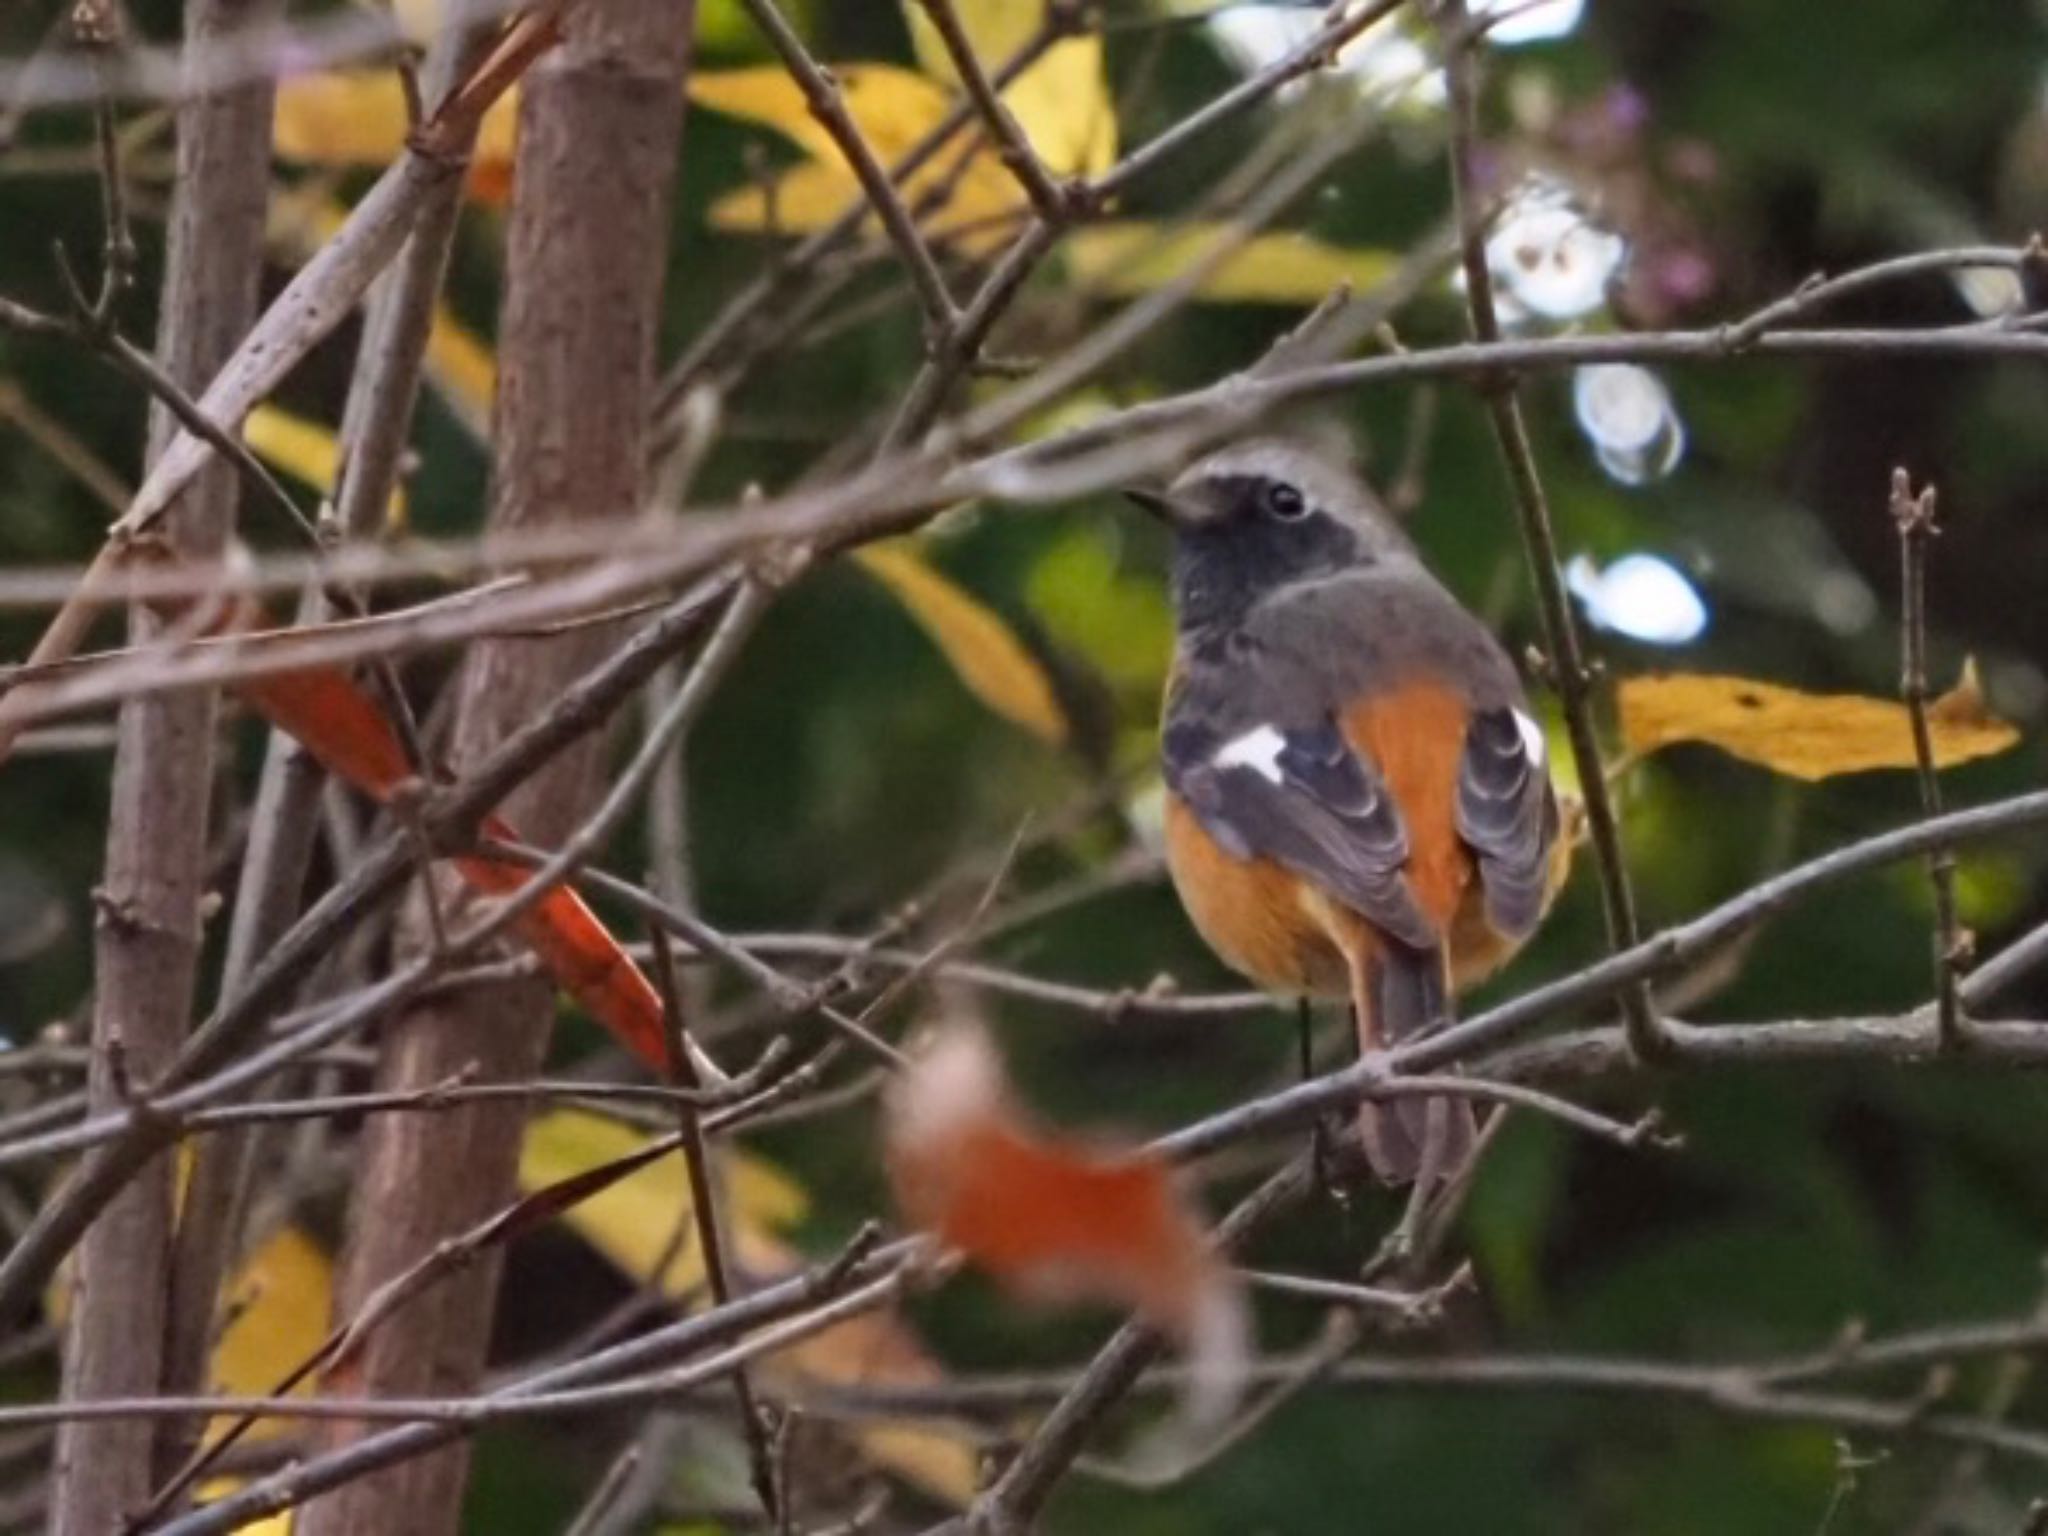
[1163,794,1351,995]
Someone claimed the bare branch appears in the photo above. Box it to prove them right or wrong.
[734,0,959,341]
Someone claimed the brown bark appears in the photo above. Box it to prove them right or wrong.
[155,15,502,1480]
[49,0,278,1530]
[297,3,697,1532]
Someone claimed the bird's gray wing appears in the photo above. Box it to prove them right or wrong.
[1163,671,1435,952]
[1453,704,1560,941]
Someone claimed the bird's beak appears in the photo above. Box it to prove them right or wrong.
[1123,485,1193,527]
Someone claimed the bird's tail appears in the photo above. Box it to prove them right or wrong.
[1354,944,1474,1187]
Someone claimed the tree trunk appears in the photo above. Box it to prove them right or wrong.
[48,1,276,1529]
[297,3,697,1532]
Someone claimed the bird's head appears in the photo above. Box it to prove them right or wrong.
[1126,437,1417,631]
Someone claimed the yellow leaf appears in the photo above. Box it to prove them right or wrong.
[263,190,492,439]
[902,3,1116,176]
[1618,663,2022,781]
[424,309,497,438]
[273,73,411,166]
[1005,37,1117,175]
[856,541,1067,745]
[1063,222,1400,304]
[272,71,519,195]
[767,1308,981,1506]
[693,63,955,167]
[521,1110,979,1505]
[695,64,1028,245]
[184,1221,332,1528]
[518,1108,807,1291]
[243,406,343,493]
[707,161,895,234]
[195,1482,293,1536]
[903,0,1043,84]
[208,1226,334,1442]
[706,161,1023,249]
[243,405,407,528]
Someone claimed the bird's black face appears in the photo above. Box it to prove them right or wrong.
[1147,472,1365,632]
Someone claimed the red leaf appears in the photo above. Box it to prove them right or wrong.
[885,1024,1247,1425]
[454,833,669,1068]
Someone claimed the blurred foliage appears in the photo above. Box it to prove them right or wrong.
[3,0,2048,1532]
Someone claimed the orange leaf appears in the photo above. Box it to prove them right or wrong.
[885,1023,1247,1427]
[235,649,418,796]
[230,611,672,1071]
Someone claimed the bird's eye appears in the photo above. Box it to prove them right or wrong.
[1261,480,1308,521]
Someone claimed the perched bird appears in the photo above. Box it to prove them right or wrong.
[1131,437,1567,1186]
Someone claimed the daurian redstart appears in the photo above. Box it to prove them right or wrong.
[1132,437,1567,1186]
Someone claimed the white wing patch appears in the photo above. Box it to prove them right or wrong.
[1213,724,1288,785]
[1513,708,1547,768]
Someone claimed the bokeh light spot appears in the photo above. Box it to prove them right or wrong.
[1567,552,1708,644]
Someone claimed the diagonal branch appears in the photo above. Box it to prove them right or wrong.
[909,0,1070,222]
[734,0,960,342]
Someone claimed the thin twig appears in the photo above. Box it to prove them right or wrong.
[509,853,905,1069]
[1240,1262,1471,1325]
[1889,467,1969,1047]
[648,926,783,1525]
[910,0,1070,221]
[649,18,1064,433]
[817,1330,2048,1473]
[1437,0,1661,1058]
[1075,1311,1360,1491]
[560,1440,645,1536]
